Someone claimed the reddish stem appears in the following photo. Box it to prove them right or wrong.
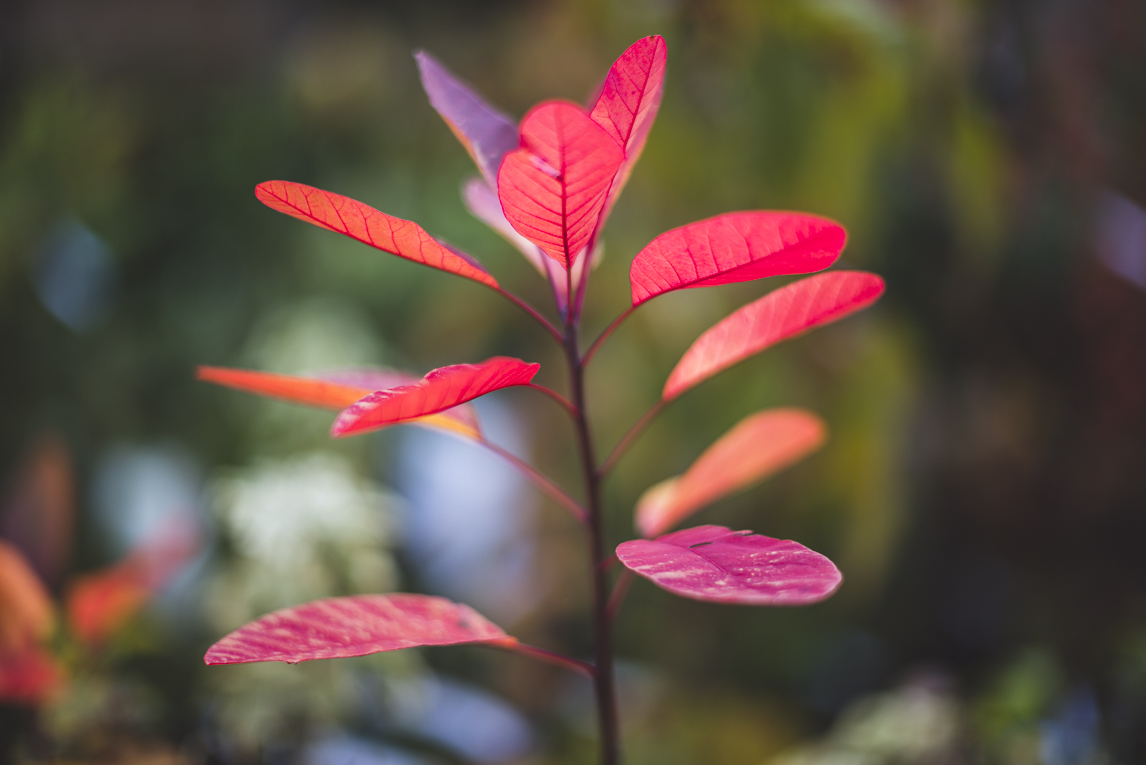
[583,305,636,365]
[499,641,596,678]
[598,399,667,477]
[526,383,577,417]
[477,439,586,523]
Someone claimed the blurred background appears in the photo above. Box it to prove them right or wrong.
[2,0,1145,763]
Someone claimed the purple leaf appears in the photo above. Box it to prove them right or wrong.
[616,525,842,605]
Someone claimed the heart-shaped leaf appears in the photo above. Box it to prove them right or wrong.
[256,181,498,288]
[204,594,512,665]
[589,35,667,223]
[415,51,519,188]
[629,212,846,307]
[636,408,826,538]
[664,271,884,400]
[196,366,482,440]
[333,357,539,437]
[498,101,624,269]
[617,525,841,605]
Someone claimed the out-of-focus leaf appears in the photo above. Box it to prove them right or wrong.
[0,540,53,652]
[463,177,547,275]
[196,366,482,440]
[498,101,624,269]
[616,525,841,605]
[332,357,539,437]
[204,594,513,665]
[663,271,885,400]
[629,212,846,307]
[66,516,200,645]
[256,181,498,288]
[1,435,73,585]
[589,35,667,222]
[0,642,63,705]
[415,51,519,188]
[636,408,826,537]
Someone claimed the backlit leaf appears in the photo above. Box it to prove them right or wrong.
[333,357,539,437]
[498,101,624,269]
[629,212,846,307]
[256,181,498,288]
[196,366,482,440]
[636,409,826,537]
[204,594,512,665]
[0,540,53,652]
[617,525,841,605]
[663,271,884,400]
[415,51,519,188]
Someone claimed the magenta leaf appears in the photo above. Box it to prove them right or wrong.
[497,101,624,269]
[415,51,519,187]
[629,212,846,307]
[663,270,885,400]
[616,525,842,605]
[332,356,539,437]
[204,594,512,665]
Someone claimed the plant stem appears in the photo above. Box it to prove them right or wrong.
[477,439,586,522]
[598,400,667,477]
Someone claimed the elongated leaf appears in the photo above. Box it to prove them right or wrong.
[590,35,667,221]
[333,357,539,437]
[256,181,498,288]
[204,594,512,665]
[0,540,53,652]
[498,101,624,268]
[664,271,884,400]
[617,525,841,605]
[415,51,519,187]
[637,409,826,538]
[630,212,846,307]
[196,366,482,440]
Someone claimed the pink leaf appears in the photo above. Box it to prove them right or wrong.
[664,270,885,400]
[333,357,539,437]
[497,101,624,269]
[196,366,482,440]
[636,408,826,538]
[256,181,498,289]
[415,51,520,188]
[589,35,668,222]
[204,594,512,665]
[616,525,842,605]
[630,212,846,307]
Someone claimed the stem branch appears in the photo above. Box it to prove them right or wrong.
[598,400,667,477]
[477,439,586,523]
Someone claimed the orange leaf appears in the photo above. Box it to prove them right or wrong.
[0,540,53,653]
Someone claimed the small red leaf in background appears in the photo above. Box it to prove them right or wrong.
[663,271,885,400]
[0,643,63,705]
[204,594,511,665]
[333,357,539,437]
[498,101,624,268]
[196,366,482,440]
[415,51,520,188]
[1,436,74,586]
[0,540,53,652]
[66,516,200,645]
[256,181,498,288]
[589,35,667,222]
[636,408,826,538]
[617,525,841,605]
[629,212,846,307]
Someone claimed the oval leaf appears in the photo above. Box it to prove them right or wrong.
[589,35,667,222]
[204,594,511,665]
[256,181,498,288]
[664,270,884,400]
[415,51,519,188]
[333,357,539,437]
[617,525,842,605]
[497,101,624,269]
[630,212,846,307]
[196,366,482,440]
[637,408,826,538]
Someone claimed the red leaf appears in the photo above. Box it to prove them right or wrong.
[0,642,63,705]
[196,366,483,440]
[629,212,846,307]
[256,181,498,288]
[637,409,826,538]
[204,594,512,665]
[497,101,624,269]
[616,525,842,605]
[333,357,539,437]
[589,35,667,222]
[663,270,884,400]
[0,540,53,653]
[415,51,519,188]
